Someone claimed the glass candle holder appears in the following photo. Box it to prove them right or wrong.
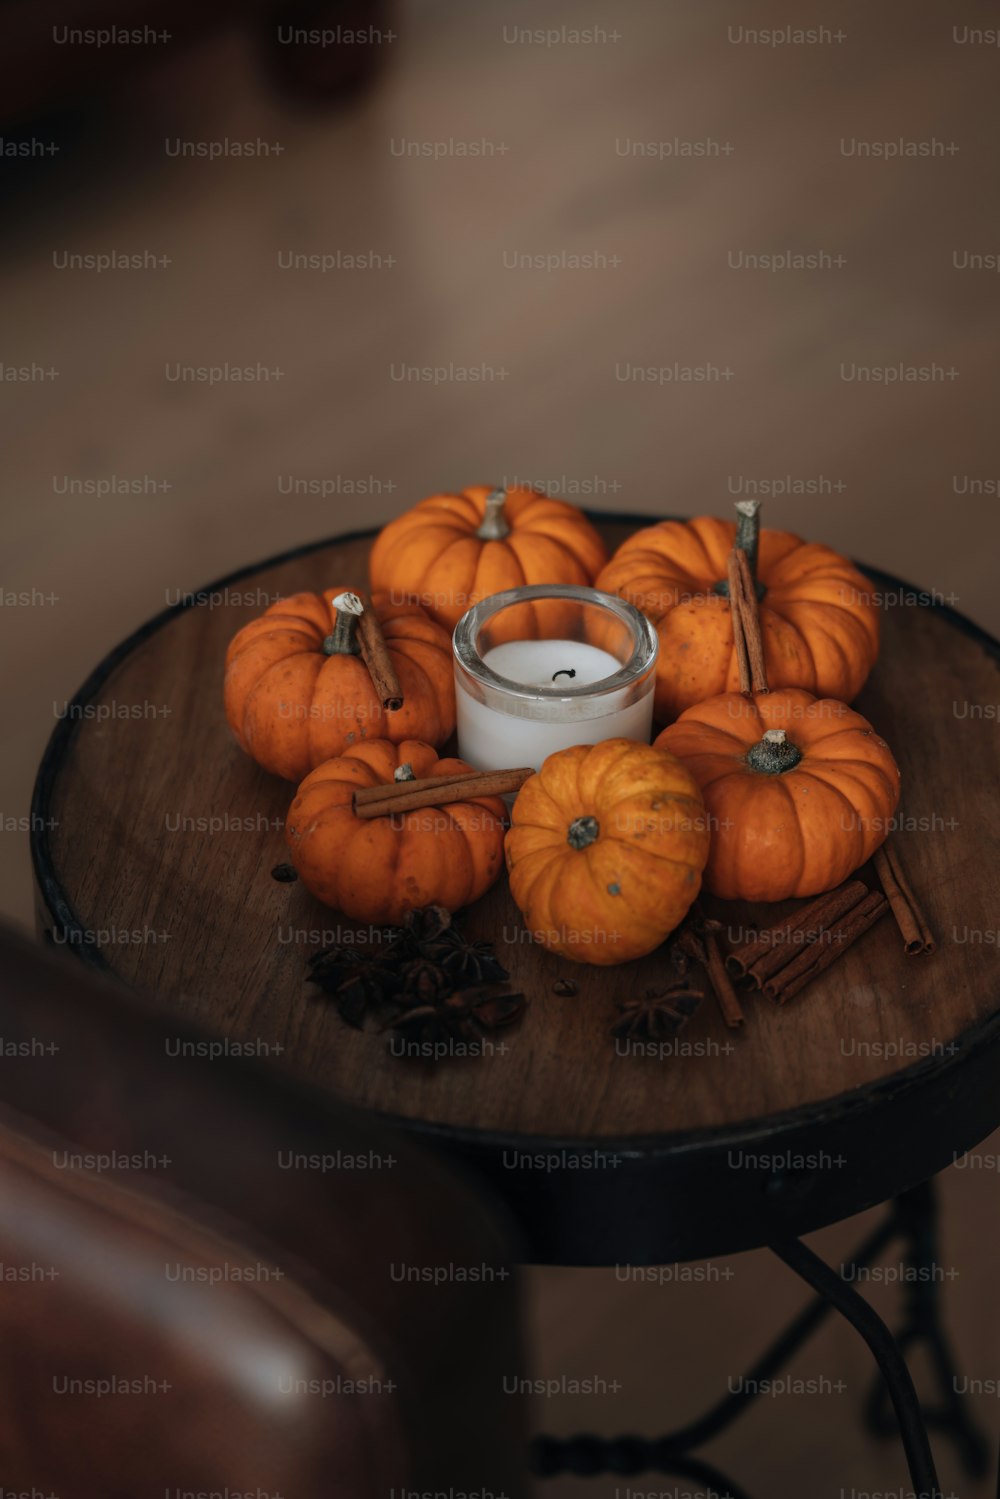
[453,584,658,772]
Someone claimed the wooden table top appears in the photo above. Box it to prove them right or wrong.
[32,517,1000,1160]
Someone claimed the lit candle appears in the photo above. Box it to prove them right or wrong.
[453,585,657,772]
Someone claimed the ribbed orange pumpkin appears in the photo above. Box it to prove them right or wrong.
[596,507,879,722]
[285,739,507,922]
[225,590,454,781]
[655,688,901,901]
[504,739,710,965]
[369,485,608,634]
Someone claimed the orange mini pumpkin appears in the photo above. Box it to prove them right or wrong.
[369,485,608,633]
[655,688,901,901]
[225,590,454,781]
[285,739,507,922]
[505,739,710,966]
[596,503,879,722]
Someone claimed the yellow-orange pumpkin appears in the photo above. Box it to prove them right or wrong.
[505,739,710,965]
[285,739,507,922]
[596,509,879,722]
[369,485,608,633]
[655,688,901,901]
[225,590,454,781]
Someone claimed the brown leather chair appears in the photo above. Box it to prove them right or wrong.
[0,927,528,1496]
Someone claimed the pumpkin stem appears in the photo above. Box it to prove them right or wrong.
[567,815,600,849]
[394,763,416,782]
[475,488,511,541]
[745,727,802,775]
[323,591,364,656]
[734,499,761,577]
[713,500,766,600]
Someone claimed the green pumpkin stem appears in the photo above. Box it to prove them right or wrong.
[745,728,802,775]
[567,815,600,849]
[475,487,511,541]
[394,763,416,782]
[323,591,364,656]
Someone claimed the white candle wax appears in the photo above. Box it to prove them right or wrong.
[483,639,621,688]
[455,638,654,773]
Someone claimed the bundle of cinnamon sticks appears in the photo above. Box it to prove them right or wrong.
[873,843,936,955]
[724,880,889,1004]
[717,838,935,1006]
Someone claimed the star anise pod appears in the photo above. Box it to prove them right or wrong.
[612,984,703,1042]
[388,984,527,1048]
[417,927,510,985]
[402,904,453,947]
[459,983,526,1029]
[389,991,482,1045]
[397,956,451,1004]
[306,945,402,1028]
[368,924,420,968]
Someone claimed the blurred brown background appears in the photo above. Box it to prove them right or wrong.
[3,0,999,1493]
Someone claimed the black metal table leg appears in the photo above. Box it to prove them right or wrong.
[864,1181,990,1478]
[647,1214,896,1455]
[532,1183,991,1490]
[771,1235,941,1498]
[531,1213,896,1483]
[532,1183,989,1491]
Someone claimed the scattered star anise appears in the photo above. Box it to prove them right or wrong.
[306,945,403,1028]
[389,984,526,1046]
[459,983,527,1029]
[418,928,510,985]
[397,955,452,1004]
[401,904,453,947]
[304,907,527,1057]
[612,984,704,1042]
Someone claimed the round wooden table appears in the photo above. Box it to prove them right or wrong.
[31,514,1000,1492]
[31,515,1000,1270]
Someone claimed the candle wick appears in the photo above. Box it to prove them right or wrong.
[551,668,577,681]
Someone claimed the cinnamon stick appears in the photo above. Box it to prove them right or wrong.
[704,922,745,1029]
[354,592,404,712]
[354,769,479,806]
[728,880,868,986]
[727,548,751,694]
[353,767,532,820]
[763,890,889,1004]
[734,548,773,692]
[676,920,744,1029]
[874,841,936,955]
